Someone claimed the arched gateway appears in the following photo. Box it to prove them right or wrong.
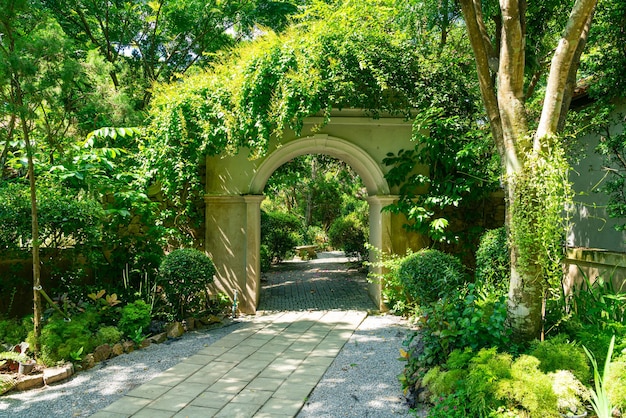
[204,109,424,313]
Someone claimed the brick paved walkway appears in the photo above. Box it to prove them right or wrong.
[258,251,377,312]
[90,252,376,418]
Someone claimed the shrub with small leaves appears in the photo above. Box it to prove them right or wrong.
[398,249,466,305]
[475,227,510,294]
[118,300,152,338]
[530,334,591,383]
[30,309,100,366]
[96,326,124,345]
[261,210,302,263]
[158,248,216,319]
[328,213,368,260]
[0,317,30,346]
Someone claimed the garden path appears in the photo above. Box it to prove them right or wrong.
[2,252,414,417]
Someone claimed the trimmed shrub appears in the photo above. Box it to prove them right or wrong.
[328,212,368,260]
[260,244,272,272]
[260,210,301,263]
[475,227,509,294]
[158,248,216,319]
[118,300,152,338]
[398,249,466,305]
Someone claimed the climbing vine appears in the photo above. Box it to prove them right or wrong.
[509,145,573,293]
[143,1,423,234]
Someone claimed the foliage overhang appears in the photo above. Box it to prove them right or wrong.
[144,3,430,205]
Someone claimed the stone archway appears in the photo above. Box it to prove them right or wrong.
[204,110,424,314]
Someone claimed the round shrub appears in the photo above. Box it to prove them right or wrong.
[398,249,466,305]
[475,227,510,294]
[118,300,152,338]
[328,213,368,260]
[261,210,302,263]
[158,248,216,319]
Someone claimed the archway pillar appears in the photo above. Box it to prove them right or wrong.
[366,195,398,310]
[204,194,265,314]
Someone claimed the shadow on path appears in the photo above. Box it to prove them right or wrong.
[258,251,377,312]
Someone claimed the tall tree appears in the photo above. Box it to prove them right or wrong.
[0,0,79,351]
[458,0,598,340]
[43,0,301,109]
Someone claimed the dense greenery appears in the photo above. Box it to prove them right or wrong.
[1,0,626,415]
[260,210,302,266]
[261,154,370,266]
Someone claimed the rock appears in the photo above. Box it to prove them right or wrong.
[148,332,167,344]
[140,339,151,349]
[16,374,43,391]
[44,363,73,385]
[81,354,95,370]
[165,322,185,339]
[417,387,431,404]
[123,341,135,353]
[207,315,222,324]
[184,317,196,331]
[111,343,124,357]
[93,344,112,363]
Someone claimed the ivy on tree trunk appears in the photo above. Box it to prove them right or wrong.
[459,0,598,341]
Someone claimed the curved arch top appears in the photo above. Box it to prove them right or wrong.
[249,134,390,195]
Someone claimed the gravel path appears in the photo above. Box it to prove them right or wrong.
[0,253,418,418]
[298,314,416,418]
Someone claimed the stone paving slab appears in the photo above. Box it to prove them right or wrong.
[90,310,367,418]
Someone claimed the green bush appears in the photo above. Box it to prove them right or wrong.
[475,227,510,294]
[494,355,560,417]
[118,300,151,337]
[402,285,510,378]
[158,248,216,319]
[31,309,100,366]
[260,210,302,263]
[260,244,272,272]
[530,334,591,383]
[328,212,368,260]
[367,247,415,316]
[96,326,124,345]
[0,317,31,346]
[421,347,588,418]
[398,249,466,305]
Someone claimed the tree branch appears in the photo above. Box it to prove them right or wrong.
[459,0,505,159]
[535,0,598,148]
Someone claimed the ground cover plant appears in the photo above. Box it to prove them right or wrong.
[393,227,626,416]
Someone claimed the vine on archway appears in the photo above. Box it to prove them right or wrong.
[143,2,422,236]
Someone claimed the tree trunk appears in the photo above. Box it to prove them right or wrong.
[460,0,598,341]
[15,79,43,354]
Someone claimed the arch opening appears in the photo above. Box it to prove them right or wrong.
[248,135,394,312]
[250,134,390,196]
